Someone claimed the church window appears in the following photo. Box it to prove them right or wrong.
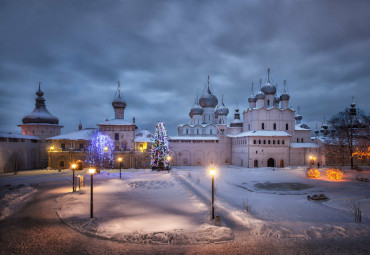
[259,140,261,144]
[282,140,285,145]
[256,151,258,154]
[297,138,299,142]
[273,123,276,130]
[267,100,270,106]
[262,123,265,130]
[197,129,199,135]
[268,140,271,144]
[286,123,289,130]
[273,140,275,144]
[248,124,250,130]
[263,140,266,144]
[115,133,119,140]
[278,140,280,145]
[186,129,189,135]
[301,138,304,143]
[61,143,65,150]
[210,129,213,135]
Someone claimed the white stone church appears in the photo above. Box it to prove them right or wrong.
[169,69,322,167]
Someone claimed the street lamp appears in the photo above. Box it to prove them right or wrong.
[71,164,77,192]
[210,166,216,220]
[50,146,54,151]
[89,168,96,218]
[118,157,123,179]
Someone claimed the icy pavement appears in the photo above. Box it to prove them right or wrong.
[55,170,233,244]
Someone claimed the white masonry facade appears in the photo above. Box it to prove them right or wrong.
[169,70,322,167]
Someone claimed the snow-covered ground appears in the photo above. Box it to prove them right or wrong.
[1,166,369,245]
[176,166,370,239]
[56,170,233,244]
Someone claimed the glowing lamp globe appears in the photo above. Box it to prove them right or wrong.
[89,168,96,174]
[71,164,77,169]
[118,157,122,162]
[210,169,216,176]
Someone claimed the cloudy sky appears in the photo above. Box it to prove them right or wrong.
[1,0,369,136]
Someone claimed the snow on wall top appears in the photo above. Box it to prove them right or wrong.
[228,130,291,138]
[97,119,134,126]
[169,136,219,141]
[290,143,319,148]
[47,129,96,140]
[0,133,40,140]
[134,129,152,143]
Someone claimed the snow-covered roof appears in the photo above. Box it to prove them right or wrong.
[134,129,152,143]
[169,136,218,141]
[18,123,62,126]
[228,130,291,138]
[295,124,311,131]
[290,143,319,148]
[97,119,134,126]
[47,129,96,140]
[178,123,216,128]
[0,133,40,140]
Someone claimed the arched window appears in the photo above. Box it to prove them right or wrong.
[267,100,270,106]
[254,160,258,167]
[286,123,289,130]
[263,140,266,144]
[268,140,271,144]
[262,123,265,130]
[273,123,276,130]
[282,140,285,145]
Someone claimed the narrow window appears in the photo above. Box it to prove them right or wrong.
[286,123,289,130]
[278,140,280,145]
[259,140,261,144]
[268,140,271,144]
[282,140,285,145]
[248,124,250,130]
[197,129,199,135]
[262,123,265,130]
[267,100,270,106]
[115,133,119,140]
[301,138,304,143]
[186,129,188,135]
[273,123,276,130]
[210,129,213,135]
[273,140,275,144]
[263,140,266,144]
[297,138,299,142]
[254,140,256,144]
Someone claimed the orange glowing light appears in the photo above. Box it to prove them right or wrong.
[306,168,320,178]
[326,168,343,180]
[352,147,370,160]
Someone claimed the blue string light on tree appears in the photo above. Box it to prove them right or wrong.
[86,131,114,171]
[151,122,171,170]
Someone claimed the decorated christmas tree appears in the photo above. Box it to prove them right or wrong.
[86,131,115,171]
[151,122,171,170]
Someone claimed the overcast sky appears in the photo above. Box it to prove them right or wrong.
[0,0,369,136]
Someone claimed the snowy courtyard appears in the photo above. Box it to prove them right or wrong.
[1,166,369,248]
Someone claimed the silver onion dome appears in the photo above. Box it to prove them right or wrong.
[112,81,126,109]
[22,83,59,124]
[189,102,204,117]
[256,91,265,100]
[199,76,218,108]
[248,96,257,103]
[261,82,276,95]
[280,93,290,101]
[215,95,229,116]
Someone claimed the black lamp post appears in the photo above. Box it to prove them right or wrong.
[210,166,215,220]
[71,164,76,192]
[118,157,123,179]
[89,168,96,218]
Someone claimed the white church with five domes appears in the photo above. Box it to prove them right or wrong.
[169,68,323,168]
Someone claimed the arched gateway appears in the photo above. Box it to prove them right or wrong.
[267,158,275,167]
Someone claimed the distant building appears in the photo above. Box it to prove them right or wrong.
[0,83,61,173]
[170,69,322,167]
[47,82,152,169]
